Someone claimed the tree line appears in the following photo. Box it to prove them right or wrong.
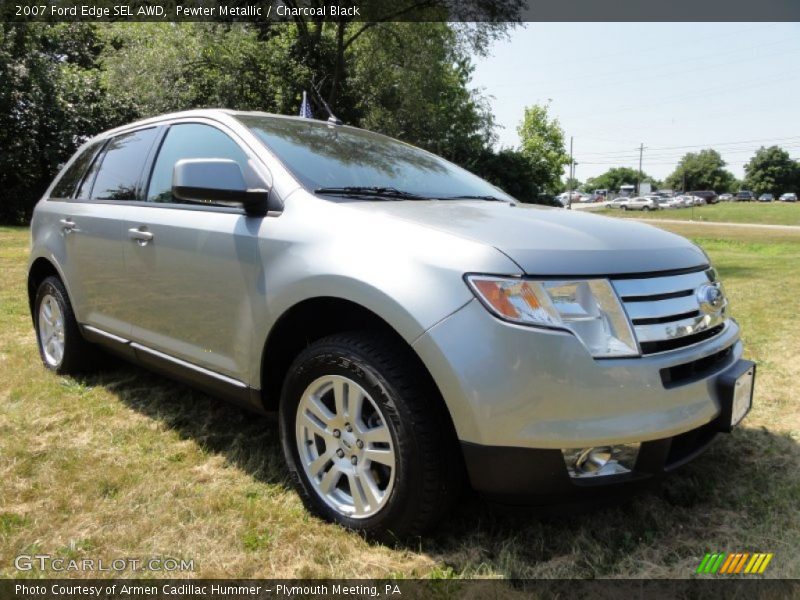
[581,147,800,196]
[1,18,571,224]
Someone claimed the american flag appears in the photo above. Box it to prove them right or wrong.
[299,91,313,119]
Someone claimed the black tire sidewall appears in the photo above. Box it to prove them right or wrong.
[279,341,424,538]
[34,276,85,373]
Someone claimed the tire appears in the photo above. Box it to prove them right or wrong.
[34,276,96,374]
[621,205,628,211]
[642,206,650,212]
[279,331,462,540]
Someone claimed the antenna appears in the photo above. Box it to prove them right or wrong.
[310,76,343,125]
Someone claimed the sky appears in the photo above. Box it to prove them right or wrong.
[471,23,800,185]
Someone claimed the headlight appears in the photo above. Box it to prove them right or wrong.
[465,275,639,358]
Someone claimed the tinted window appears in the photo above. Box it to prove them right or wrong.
[147,123,249,203]
[83,128,158,200]
[51,141,103,199]
[237,116,512,201]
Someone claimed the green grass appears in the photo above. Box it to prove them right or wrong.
[1,224,799,579]
[596,201,800,226]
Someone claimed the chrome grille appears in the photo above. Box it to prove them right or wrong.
[612,268,727,355]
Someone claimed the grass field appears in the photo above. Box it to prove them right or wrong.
[596,201,800,226]
[1,223,799,579]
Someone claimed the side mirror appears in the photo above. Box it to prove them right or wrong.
[172,159,270,216]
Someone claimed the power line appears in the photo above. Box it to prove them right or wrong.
[580,145,800,164]
[577,135,800,157]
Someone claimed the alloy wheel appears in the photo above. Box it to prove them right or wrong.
[295,375,396,519]
[38,294,65,367]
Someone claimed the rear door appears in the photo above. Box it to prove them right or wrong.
[123,121,266,384]
[54,127,160,338]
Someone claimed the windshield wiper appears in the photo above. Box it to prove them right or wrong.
[438,194,508,202]
[314,186,428,200]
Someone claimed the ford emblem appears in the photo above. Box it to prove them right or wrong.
[696,283,724,314]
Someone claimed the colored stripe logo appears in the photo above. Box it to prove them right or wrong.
[696,552,773,574]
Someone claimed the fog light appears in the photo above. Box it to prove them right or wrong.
[562,443,640,478]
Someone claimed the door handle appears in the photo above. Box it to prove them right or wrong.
[128,228,154,244]
[59,218,77,233]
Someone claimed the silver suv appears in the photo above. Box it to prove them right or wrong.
[28,110,755,538]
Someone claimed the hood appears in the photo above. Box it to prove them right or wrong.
[347,201,708,276]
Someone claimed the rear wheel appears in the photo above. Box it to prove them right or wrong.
[621,205,628,211]
[280,331,461,540]
[642,206,650,212]
[34,276,95,374]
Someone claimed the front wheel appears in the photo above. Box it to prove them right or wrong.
[642,206,650,212]
[279,332,461,540]
[621,205,628,211]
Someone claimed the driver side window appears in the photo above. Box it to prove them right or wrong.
[146,123,250,204]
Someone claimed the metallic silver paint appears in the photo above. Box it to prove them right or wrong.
[295,374,395,518]
[30,109,743,453]
[413,299,742,448]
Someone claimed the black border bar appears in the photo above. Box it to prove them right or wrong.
[3,0,800,23]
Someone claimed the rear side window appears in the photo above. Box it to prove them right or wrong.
[146,123,249,203]
[79,128,159,200]
[51,141,103,199]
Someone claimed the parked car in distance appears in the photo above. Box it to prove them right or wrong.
[779,192,797,202]
[604,197,629,209]
[620,196,659,211]
[758,193,774,202]
[663,196,686,209]
[27,109,755,539]
[719,193,734,202]
[689,190,718,204]
[670,195,698,207]
[735,191,755,202]
[645,195,669,208]
[587,192,605,203]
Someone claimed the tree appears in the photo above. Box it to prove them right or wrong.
[1,20,515,223]
[584,167,656,193]
[517,103,570,194]
[97,20,510,162]
[251,0,522,110]
[475,148,542,202]
[0,23,134,223]
[743,146,800,196]
[348,22,496,166]
[665,149,736,192]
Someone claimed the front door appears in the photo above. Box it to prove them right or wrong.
[123,122,265,384]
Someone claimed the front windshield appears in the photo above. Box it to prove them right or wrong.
[237,115,513,201]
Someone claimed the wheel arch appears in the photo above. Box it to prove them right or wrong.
[27,257,66,322]
[258,297,454,433]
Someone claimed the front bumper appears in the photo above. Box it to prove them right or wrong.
[414,296,753,503]
[413,298,743,449]
[462,358,753,504]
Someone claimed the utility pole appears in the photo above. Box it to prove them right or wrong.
[637,142,644,195]
[567,136,574,209]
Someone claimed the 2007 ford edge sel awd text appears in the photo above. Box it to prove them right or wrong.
[28,110,755,538]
